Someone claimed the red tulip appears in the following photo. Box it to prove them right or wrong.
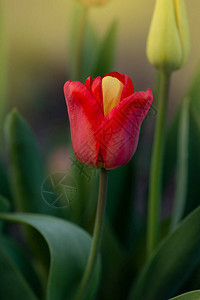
[64,72,153,169]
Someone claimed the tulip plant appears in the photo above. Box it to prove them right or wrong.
[1,0,200,300]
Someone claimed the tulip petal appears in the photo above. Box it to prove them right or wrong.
[85,76,92,90]
[85,76,104,112]
[64,81,104,167]
[94,89,153,169]
[102,76,124,116]
[105,72,134,100]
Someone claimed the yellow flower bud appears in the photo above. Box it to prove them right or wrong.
[146,0,190,74]
[77,0,109,6]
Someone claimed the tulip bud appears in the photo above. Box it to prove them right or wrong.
[76,0,109,6]
[146,0,190,74]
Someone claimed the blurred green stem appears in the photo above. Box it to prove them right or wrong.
[74,4,88,80]
[147,72,171,258]
[75,168,108,300]
[0,1,8,149]
[171,97,189,230]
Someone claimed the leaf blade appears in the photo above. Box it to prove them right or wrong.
[170,290,200,300]
[0,213,100,300]
[128,205,200,300]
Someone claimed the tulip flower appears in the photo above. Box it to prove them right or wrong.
[147,0,190,74]
[64,72,153,169]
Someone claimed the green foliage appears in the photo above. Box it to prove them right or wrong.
[0,194,10,213]
[128,204,200,300]
[0,213,100,300]
[69,2,99,82]
[0,195,10,230]
[92,20,118,78]
[170,290,200,300]
[99,219,124,299]
[164,65,200,225]
[69,1,118,82]
[171,97,189,229]
[67,156,98,231]
[5,109,49,214]
[0,243,38,300]
[0,236,43,298]
[0,160,10,200]
[5,109,68,218]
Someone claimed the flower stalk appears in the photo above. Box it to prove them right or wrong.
[75,168,108,300]
[147,72,170,258]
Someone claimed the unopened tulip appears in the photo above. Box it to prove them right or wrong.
[147,0,190,73]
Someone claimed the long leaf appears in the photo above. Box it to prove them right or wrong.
[92,20,118,78]
[4,110,68,218]
[163,65,200,226]
[68,1,99,82]
[171,97,189,229]
[0,195,10,230]
[0,244,38,300]
[0,213,100,300]
[128,204,200,300]
[0,235,43,298]
[170,290,200,300]
[183,104,200,216]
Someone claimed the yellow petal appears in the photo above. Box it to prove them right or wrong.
[102,76,124,116]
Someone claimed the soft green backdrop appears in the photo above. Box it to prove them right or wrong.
[3,0,199,117]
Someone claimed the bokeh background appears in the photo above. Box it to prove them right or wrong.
[1,2,200,299]
[1,0,198,218]
[3,0,199,146]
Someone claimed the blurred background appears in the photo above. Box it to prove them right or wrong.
[1,2,200,299]
[3,0,199,154]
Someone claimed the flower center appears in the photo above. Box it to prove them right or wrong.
[102,76,124,116]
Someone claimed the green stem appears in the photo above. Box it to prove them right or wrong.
[74,4,88,81]
[171,97,189,230]
[147,72,171,258]
[75,168,108,300]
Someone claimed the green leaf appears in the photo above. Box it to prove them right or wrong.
[0,243,38,300]
[99,219,124,299]
[0,194,10,213]
[4,109,68,218]
[69,2,99,82]
[66,156,98,231]
[187,65,200,114]
[81,22,99,82]
[170,290,200,300]
[0,213,100,300]
[182,65,200,216]
[164,111,180,186]
[0,159,10,199]
[183,105,200,216]
[164,65,200,220]
[0,195,10,230]
[128,204,200,300]
[5,109,48,213]
[107,161,135,246]
[171,97,190,229]
[0,236,43,298]
[164,65,200,186]
[92,20,118,78]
